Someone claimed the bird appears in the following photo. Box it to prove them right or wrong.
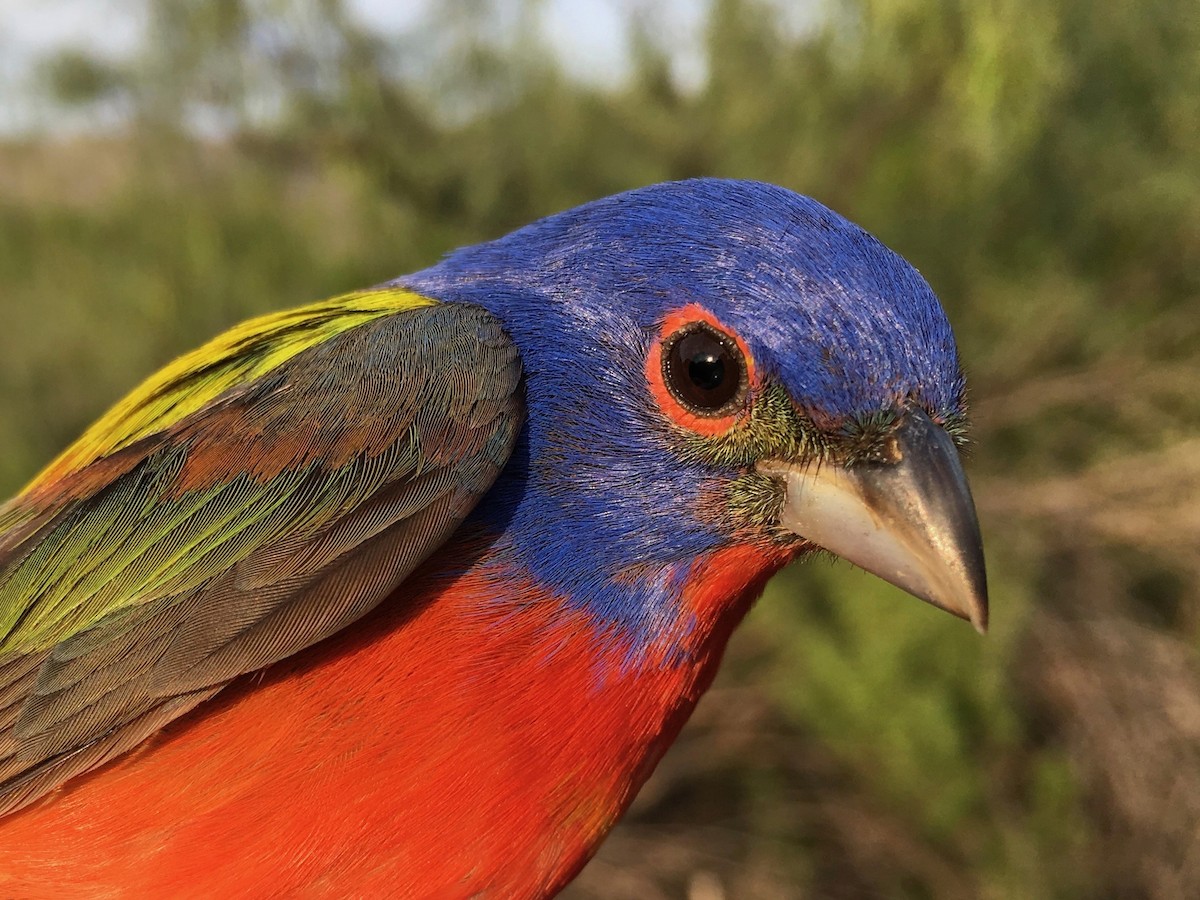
[0,178,986,898]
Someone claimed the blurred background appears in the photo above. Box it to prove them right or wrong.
[1,0,1197,897]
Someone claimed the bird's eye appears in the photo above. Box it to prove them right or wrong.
[662,323,747,416]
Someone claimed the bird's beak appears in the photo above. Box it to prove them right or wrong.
[758,407,988,633]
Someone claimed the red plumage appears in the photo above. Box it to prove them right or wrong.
[0,541,789,898]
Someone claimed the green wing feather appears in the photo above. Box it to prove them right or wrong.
[0,289,524,814]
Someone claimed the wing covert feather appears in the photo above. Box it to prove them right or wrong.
[0,299,523,814]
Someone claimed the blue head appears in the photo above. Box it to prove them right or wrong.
[403,179,976,644]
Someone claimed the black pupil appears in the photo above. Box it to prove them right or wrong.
[666,327,743,413]
[688,350,725,391]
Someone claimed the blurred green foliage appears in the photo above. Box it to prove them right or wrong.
[1,0,1198,896]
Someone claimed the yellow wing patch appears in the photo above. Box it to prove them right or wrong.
[25,287,435,493]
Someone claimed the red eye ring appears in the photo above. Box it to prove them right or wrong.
[645,305,756,437]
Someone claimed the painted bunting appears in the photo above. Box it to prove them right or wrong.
[0,179,986,898]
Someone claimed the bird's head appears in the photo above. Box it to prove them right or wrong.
[405,178,986,644]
